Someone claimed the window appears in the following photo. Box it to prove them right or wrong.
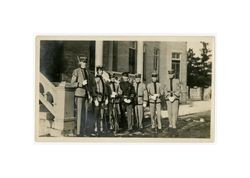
[143,50,146,81]
[153,48,160,71]
[172,60,180,79]
[172,52,181,60]
[129,48,136,74]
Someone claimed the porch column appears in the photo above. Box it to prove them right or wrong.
[137,41,144,79]
[95,41,103,74]
[108,41,113,71]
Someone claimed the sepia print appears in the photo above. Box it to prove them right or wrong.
[35,36,215,142]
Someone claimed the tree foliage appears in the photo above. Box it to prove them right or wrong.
[187,42,212,99]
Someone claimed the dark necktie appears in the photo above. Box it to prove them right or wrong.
[82,68,89,89]
[136,82,140,95]
[170,78,173,97]
[153,82,157,94]
[83,68,88,79]
[99,76,105,101]
[112,82,115,92]
[82,68,89,98]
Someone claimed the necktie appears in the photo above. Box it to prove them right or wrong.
[170,78,173,97]
[153,82,157,94]
[82,68,89,98]
[112,82,115,92]
[136,82,140,95]
[83,68,88,80]
[99,76,105,101]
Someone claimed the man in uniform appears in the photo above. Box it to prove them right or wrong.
[118,72,135,133]
[133,73,148,131]
[93,66,109,135]
[107,73,120,134]
[165,69,181,137]
[71,56,96,136]
[147,72,164,132]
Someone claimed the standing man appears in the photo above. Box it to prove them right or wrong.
[133,73,148,131]
[71,56,96,137]
[118,72,135,133]
[107,73,120,134]
[93,66,109,135]
[165,69,181,137]
[147,72,164,132]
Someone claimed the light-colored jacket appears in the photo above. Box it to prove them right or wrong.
[133,82,148,105]
[147,82,164,103]
[165,78,181,100]
[71,68,95,97]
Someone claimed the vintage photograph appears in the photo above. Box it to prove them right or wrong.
[35,36,214,142]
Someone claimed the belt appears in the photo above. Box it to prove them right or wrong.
[96,92,105,95]
[110,102,120,104]
[149,102,161,104]
[75,96,87,98]
[166,98,180,101]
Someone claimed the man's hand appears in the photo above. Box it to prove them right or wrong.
[150,95,156,101]
[111,92,117,98]
[89,96,93,103]
[124,99,131,103]
[168,96,176,103]
[105,98,109,105]
[143,102,147,107]
[82,80,88,85]
[94,99,99,106]
[154,94,159,98]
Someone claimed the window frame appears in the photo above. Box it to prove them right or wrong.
[171,60,180,79]
[153,47,160,72]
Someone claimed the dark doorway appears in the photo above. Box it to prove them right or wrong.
[112,41,118,71]
[40,41,64,82]
[129,48,136,74]
[89,41,96,71]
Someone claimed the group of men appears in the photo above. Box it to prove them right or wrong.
[71,56,181,137]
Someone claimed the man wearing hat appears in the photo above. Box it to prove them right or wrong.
[133,73,148,131]
[118,72,135,132]
[165,69,181,137]
[107,73,120,134]
[147,72,164,132]
[71,56,96,136]
[93,65,109,135]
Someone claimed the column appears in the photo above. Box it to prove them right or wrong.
[136,41,144,79]
[180,48,188,103]
[108,41,113,71]
[95,41,103,74]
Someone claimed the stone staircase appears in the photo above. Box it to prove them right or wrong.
[38,73,76,137]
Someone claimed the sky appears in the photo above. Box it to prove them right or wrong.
[186,37,214,58]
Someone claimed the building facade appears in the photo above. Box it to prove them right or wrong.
[40,40,187,102]
[102,41,188,103]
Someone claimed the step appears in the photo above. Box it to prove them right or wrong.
[48,128,63,137]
